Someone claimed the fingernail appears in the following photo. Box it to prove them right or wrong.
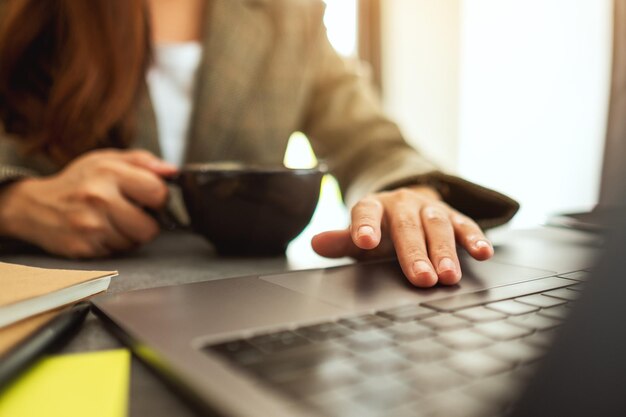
[357,225,375,239]
[475,240,492,250]
[412,260,435,284]
[438,257,456,274]
[151,160,177,171]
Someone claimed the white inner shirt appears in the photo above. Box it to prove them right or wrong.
[147,42,203,166]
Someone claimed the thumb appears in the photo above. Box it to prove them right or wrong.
[311,229,356,258]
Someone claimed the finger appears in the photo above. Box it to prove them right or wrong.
[350,197,383,249]
[421,205,461,285]
[57,236,110,259]
[386,200,438,288]
[311,230,361,258]
[312,229,396,260]
[451,212,494,261]
[107,192,161,244]
[80,194,137,252]
[82,239,111,258]
[60,207,115,258]
[120,150,178,176]
[106,162,169,209]
[101,221,137,253]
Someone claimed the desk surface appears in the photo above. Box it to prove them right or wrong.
[0,226,600,417]
[0,231,349,417]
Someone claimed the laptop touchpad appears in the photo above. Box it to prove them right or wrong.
[261,257,553,312]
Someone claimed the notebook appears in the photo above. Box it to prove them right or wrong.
[0,262,116,329]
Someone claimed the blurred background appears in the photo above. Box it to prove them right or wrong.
[287,0,613,261]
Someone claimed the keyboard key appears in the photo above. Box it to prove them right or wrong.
[543,288,580,301]
[276,359,362,397]
[454,306,507,323]
[558,270,590,281]
[340,314,393,330]
[423,277,573,312]
[511,363,541,381]
[306,392,374,417]
[357,349,411,375]
[446,352,511,378]
[515,294,567,308]
[436,329,494,351]
[463,374,522,407]
[386,407,433,417]
[399,363,469,393]
[508,312,562,331]
[378,304,437,322]
[338,329,394,351]
[347,378,417,411]
[248,330,309,353]
[296,322,353,341]
[538,305,571,320]
[207,339,264,365]
[485,341,545,365]
[567,283,585,291]
[400,339,453,363]
[486,300,539,316]
[420,314,471,331]
[522,329,558,349]
[383,322,434,341]
[415,392,491,417]
[473,321,533,341]
[245,342,351,380]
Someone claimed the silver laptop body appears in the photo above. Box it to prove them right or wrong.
[92,226,599,417]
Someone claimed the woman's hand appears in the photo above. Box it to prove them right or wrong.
[311,186,494,288]
[0,149,177,258]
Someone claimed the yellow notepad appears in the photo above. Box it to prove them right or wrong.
[0,349,130,417]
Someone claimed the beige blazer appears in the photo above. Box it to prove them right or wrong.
[0,0,518,228]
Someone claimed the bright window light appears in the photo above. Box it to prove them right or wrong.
[323,0,358,57]
[283,2,357,263]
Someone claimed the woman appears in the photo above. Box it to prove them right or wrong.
[0,0,517,287]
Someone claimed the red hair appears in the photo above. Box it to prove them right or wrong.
[0,0,151,164]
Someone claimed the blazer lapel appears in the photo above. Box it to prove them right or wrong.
[133,84,162,157]
[184,0,272,163]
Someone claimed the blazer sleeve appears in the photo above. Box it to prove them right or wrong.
[0,146,38,189]
[300,20,519,229]
[0,132,40,187]
[0,132,41,251]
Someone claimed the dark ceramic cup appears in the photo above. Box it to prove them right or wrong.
[168,162,325,256]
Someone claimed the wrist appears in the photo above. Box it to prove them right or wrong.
[0,179,34,238]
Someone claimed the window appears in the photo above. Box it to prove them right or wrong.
[323,0,358,58]
[284,1,360,265]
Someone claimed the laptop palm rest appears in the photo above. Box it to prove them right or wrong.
[260,256,554,313]
[94,256,553,347]
[92,253,563,417]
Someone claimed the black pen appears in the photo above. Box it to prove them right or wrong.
[0,301,90,391]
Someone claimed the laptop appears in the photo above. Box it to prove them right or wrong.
[92,225,601,417]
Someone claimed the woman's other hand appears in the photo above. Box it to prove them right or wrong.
[311,186,494,288]
[0,149,177,258]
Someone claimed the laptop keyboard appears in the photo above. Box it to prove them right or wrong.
[205,272,588,417]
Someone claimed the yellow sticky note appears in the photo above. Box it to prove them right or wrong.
[0,349,130,417]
